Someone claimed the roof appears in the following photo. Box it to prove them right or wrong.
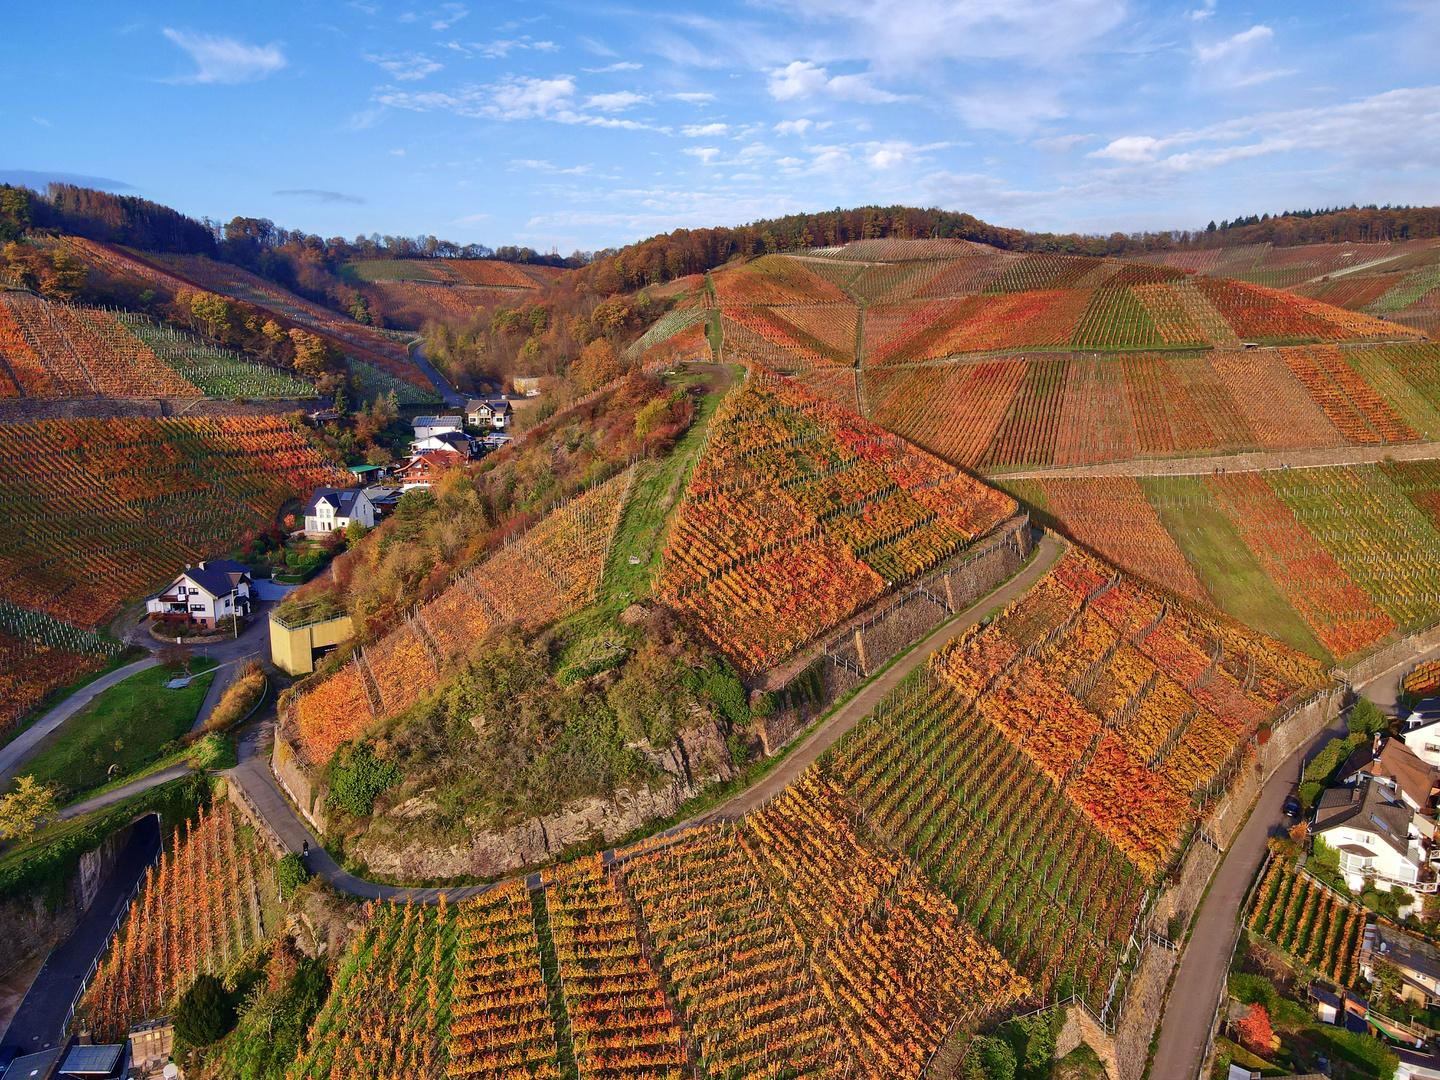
[347,464,381,474]
[175,559,252,600]
[415,430,472,446]
[398,449,461,473]
[1394,1046,1440,1077]
[1375,923,1440,982]
[465,396,513,411]
[58,1043,123,1075]
[1340,736,1438,806]
[411,415,463,428]
[1313,776,1414,857]
[303,488,368,517]
[2,1048,63,1080]
[1308,983,1342,1009]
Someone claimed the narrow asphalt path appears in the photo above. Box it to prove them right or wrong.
[0,817,161,1058]
[57,765,195,822]
[1151,713,1349,1080]
[409,341,465,407]
[223,533,1063,903]
[0,658,157,785]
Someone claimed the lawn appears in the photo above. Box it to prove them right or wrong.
[1137,475,1328,659]
[9,659,217,804]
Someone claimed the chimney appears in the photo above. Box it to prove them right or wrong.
[1374,732,1383,760]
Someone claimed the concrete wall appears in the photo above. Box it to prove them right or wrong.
[1348,622,1440,687]
[272,728,328,832]
[269,614,353,676]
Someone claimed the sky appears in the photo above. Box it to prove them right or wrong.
[3,1,1439,253]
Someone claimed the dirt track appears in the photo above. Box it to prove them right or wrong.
[990,439,1440,480]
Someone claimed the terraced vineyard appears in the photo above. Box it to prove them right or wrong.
[656,368,1016,675]
[1246,862,1366,987]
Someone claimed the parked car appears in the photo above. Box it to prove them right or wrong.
[1282,793,1303,820]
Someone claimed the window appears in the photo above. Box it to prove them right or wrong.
[190,604,206,613]
[1426,743,1440,754]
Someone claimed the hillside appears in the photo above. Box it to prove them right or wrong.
[1133,237,1440,336]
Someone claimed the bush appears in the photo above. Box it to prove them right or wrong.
[327,743,400,818]
[1298,780,1324,809]
[174,973,236,1046]
[276,852,311,900]
[1303,735,1361,785]
[205,662,266,731]
[964,1036,1017,1080]
[190,733,235,770]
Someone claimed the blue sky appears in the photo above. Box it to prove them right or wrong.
[3,1,1438,253]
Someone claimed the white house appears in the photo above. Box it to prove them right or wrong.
[145,559,253,629]
[1361,923,1440,1008]
[411,429,477,456]
[302,488,377,536]
[1313,776,1428,892]
[465,396,514,429]
[412,415,465,440]
[1338,735,1440,815]
[1402,705,1440,770]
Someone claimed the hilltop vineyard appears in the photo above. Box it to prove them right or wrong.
[290,468,635,763]
[0,416,347,627]
[79,802,275,1042]
[657,370,1016,674]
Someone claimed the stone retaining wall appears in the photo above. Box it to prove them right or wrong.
[1348,621,1440,687]
[754,516,1033,755]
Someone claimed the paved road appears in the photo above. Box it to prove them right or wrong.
[409,342,465,407]
[57,765,194,821]
[0,658,157,785]
[223,533,1064,903]
[992,440,1440,480]
[1150,711,1349,1080]
[0,816,160,1058]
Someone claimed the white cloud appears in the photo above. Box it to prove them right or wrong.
[490,76,577,119]
[585,62,642,73]
[953,85,1066,132]
[769,61,829,100]
[1089,86,1440,173]
[673,91,717,103]
[682,122,728,136]
[431,3,468,30]
[445,38,556,59]
[364,52,442,81]
[683,147,722,164]
[583,91,649,112]
[452,212,491,225]
[161,29,286,84]
[274,188,366,205]
[1032,133,1093,153]
[767,60,905,104]
[1188,0,1217,19]
[31,116,51,127]
[775,119,813,135]
[1196,24,1272,62]
[389,148,405,155]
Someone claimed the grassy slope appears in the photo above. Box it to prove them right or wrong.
[1136,476,1329,660]
[12,659,217,803]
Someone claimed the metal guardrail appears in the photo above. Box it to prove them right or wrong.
[61,835,162,1037]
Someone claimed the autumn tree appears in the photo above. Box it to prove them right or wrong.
[572,339,622,392]
[0,776,58,840]
[1235,1002,1273,1056]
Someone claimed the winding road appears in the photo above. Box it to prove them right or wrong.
[223,533,1064,903]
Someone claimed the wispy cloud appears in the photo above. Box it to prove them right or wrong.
[430,3,468,31]
[585,62,642,73]
[767,61,905,104]
[1196,24,1272,62]
[274,188,367,204]
[31,116,51,127]
[445,38,558,59]
[363,52,442,81]
[683,122,728,136]
[583,91,649,112]
[375,77,663,130]
[672,92,717,103]
[162,29,286,84]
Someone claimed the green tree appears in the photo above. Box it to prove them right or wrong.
[328,743,400,817]
[174,973,237,1046]
[345,520,368,545]
[964,1036,1016,1080]
[1348,696,1389,737]
[275,853,312,900]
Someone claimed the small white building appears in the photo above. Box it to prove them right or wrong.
[302,488,377,536]
[411,429,477,456]
[1402,705,1440,770]
[1313,776,1428,892]
[465,396,514,429]
[412,415,465,440]
[513,376,543,397]
[145,559,253,629]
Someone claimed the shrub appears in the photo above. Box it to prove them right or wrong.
[1235,1002,1273,1055]
[964,1036,1017,1080]
[276,853,311,900]
[1348,696,1389,736]
[174,973,236,1046]
[1298,780,1324,809]
[327,743,400,818]
[204,661,266,731]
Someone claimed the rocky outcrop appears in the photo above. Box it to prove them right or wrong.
[353,719,735,882]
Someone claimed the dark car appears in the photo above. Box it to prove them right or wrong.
[1281,794,1302,820]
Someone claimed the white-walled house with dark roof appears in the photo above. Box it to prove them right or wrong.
[302,488,377,536]
[144,559,254,629]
